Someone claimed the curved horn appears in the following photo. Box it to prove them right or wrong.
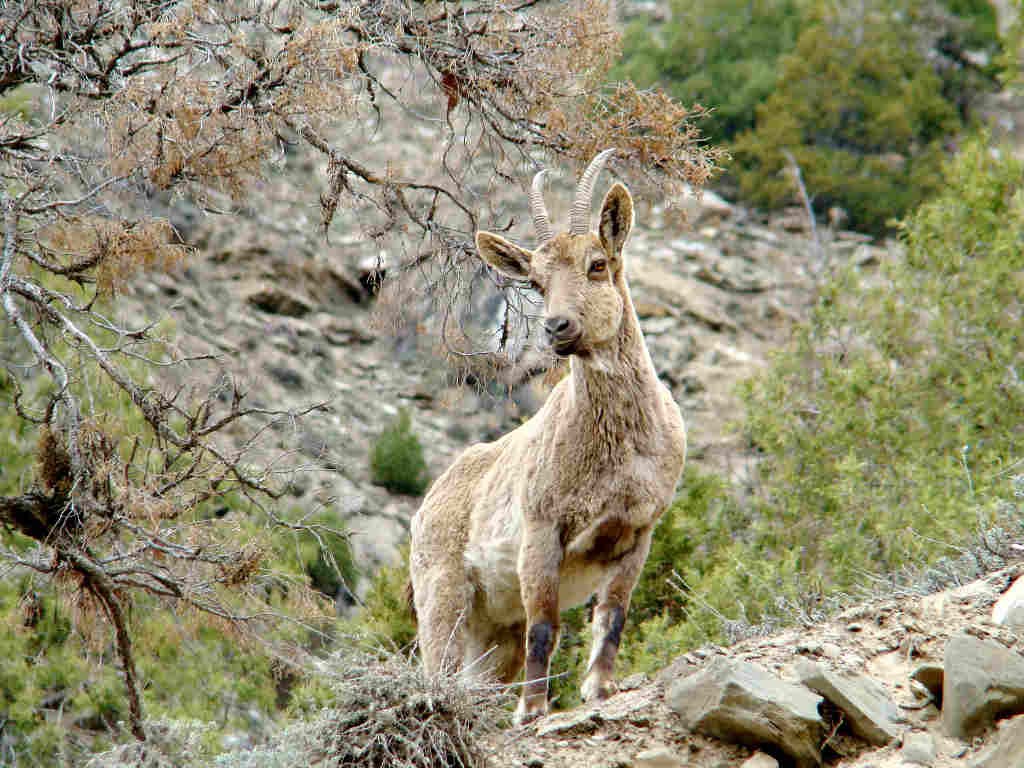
[529,169,553,246]
[569,148,615,235]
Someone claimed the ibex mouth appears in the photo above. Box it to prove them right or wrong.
[551,335,582,357]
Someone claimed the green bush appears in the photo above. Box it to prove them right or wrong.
[732,4,961,234]
[348,545,417,650]
[739,135,1024,583]
[300,515,359,600]
[617,0,803,144]
[620,0,1003,233]
[370,408,430,495]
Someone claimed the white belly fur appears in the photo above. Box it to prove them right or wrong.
[465,511,612,626]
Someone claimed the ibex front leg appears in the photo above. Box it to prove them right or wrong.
[581,527,652,703]
[516,527,563,724]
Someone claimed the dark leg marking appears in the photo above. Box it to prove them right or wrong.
[522,620,557,712]
[527,620,555,666]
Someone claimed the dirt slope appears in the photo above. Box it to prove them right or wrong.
[483,562,1024,768]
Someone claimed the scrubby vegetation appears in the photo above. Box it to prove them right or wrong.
[621,0,1005,233]
[370,409,431,496]
[87,647,505,768]
[630,136,1024,681]
[618,0,804,143]
[739,136,1024,582]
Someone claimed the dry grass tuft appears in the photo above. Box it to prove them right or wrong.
[223,646,510,768]
[307,647,507,768]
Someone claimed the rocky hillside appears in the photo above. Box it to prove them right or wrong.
[484,562,1024,768]
[126,161,893,583]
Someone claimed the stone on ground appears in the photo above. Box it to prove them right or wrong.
[942,633,1024,739]
[246,285,312,317]
[992,574,1024,628]
[666,656,823,768]
[632,745,684,768]
[901,731,936,766]
[740,753,780,768]
[796,659,904,745]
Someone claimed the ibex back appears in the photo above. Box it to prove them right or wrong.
[409,150,687,723]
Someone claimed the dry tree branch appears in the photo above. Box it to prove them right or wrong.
[0,1,720,756]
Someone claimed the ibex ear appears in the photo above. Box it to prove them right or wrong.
[476,231,534,280]
[599,183,634,259]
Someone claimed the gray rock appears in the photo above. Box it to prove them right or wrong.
[534,709,600,738]
[796,659,903,746]
[992,574,1024,628]
[942,633,1024,738]
[246,285,312,317]
[666,657,823,767]
[972,714,1024,768]
[632,746,684,768]
[740,753,780,768]
[267,364,304,390]
[901,731,936,766]
[619,673,648,691]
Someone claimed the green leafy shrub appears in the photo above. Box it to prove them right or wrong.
[739,135,1024,583]
[620,0,1003,233]
[732,4,961,234]
[618,0,803,144]
[370,408,430,495]
[298,515,359,600]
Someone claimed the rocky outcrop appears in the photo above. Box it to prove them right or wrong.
[632,745,684,768]
[942,633,1024,738]
[666,657,824,767]
[972,714,1024,768]
[796,659,904,745]
[489,566,1024,768]
[901,731,936,766]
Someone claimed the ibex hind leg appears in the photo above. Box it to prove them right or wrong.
[413,563,471,678]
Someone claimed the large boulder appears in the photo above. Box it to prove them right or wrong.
[666,657,824,767]
[943,633,1024,739]
[796,659,904,745]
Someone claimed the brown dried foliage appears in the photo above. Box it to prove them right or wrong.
[41,217,190,295]
[0,0,720,747]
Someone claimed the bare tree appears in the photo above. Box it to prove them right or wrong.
[0,0,720,753]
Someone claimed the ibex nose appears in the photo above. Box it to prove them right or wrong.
[544,316,572,339]
[544,316,581,356]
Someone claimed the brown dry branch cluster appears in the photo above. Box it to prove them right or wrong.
[0,0,720,747]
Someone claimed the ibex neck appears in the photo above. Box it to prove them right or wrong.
[569,287,661,440]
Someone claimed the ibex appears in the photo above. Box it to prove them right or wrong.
[409,150,687,723]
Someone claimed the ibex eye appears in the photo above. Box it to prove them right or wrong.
[589,260,607,275]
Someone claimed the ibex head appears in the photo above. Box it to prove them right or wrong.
[476,149,634,357]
